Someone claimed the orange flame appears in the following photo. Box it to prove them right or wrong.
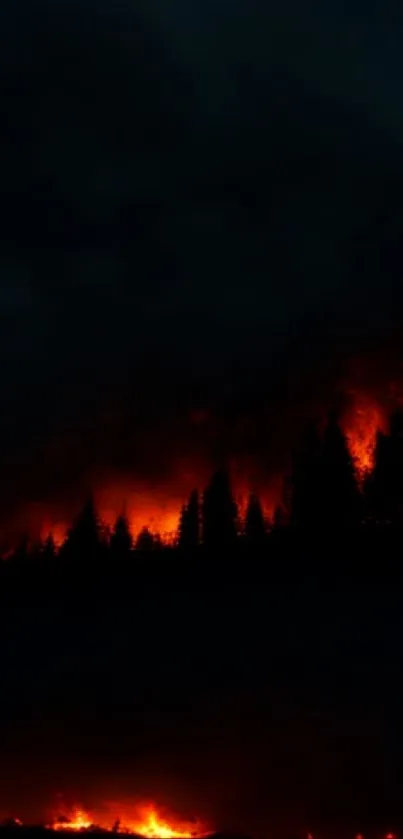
[45,803,211,839]
[121,804,211,838]
[342,393,387,482]
[48,809,93,832]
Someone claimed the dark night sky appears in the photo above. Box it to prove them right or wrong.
[0,0,403,514]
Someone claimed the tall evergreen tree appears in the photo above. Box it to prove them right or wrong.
[62,496,104,560]
[244,493,267,545]
[153,533,163,550]
[365,410,403,526]
[41,533,57,561]
[272,504,287,531]
[288,420,322,528]
[318,410,361,529]
[178,489,200,550]
[12,533,30,563]
[202,470,238,550]
[110,514,133,558]
[364,429,389,524]
[135,526,157,551]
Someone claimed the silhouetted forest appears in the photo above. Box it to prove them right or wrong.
[6,407,403,562]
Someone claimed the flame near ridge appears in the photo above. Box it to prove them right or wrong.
[45,803,211,838]
[2,810,400,839]
[119,804,211,838]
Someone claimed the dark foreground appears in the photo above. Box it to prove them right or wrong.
[0,826,399,839]
[1,527,403,598]
[0,831,253,839]
[0,539,402,838]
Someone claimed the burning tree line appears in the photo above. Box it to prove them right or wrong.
[7,405,403,560]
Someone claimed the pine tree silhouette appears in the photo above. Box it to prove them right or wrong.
[244,493,267,545]
[153,533,163,550]
[41,533,57,561]
[364,429,389,524]
[318,409,361,529]
[365,410,403,526]
[202,470,238,549]
[135,526,157,551]
[289,420,322,528]
[110,514,133,558]
[12,533,30,562]
[272,504,287,531]
[62,496,104,560]
[178,489,200,550]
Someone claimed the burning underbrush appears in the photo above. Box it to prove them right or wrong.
[0,804,212,839]
[0,819,399,839]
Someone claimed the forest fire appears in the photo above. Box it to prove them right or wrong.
[3,383,402,552]
[43,804,212,839]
